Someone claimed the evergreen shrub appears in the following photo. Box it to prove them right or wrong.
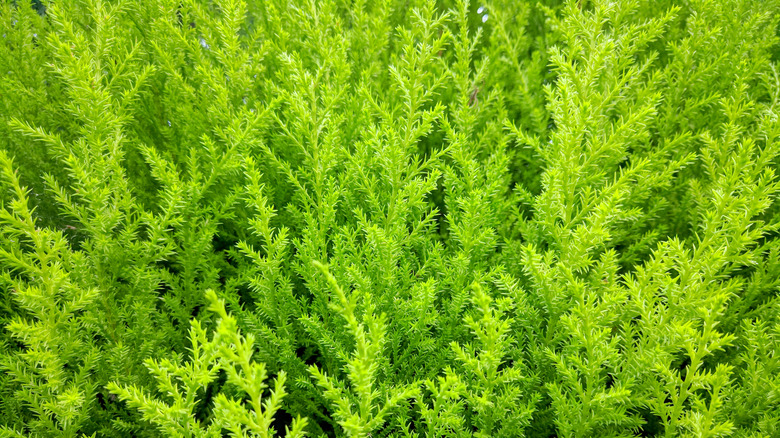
[1,0,779,436]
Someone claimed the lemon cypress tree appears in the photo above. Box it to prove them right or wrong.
[1,0,779,437]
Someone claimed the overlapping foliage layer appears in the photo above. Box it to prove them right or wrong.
[1,0,779,436]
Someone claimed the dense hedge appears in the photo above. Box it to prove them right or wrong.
[1,0,779,437]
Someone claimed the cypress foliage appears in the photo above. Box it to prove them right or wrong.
[0,0,779,436]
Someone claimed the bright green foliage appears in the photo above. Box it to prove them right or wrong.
[1,0,779,436]
[107,290,308,438]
